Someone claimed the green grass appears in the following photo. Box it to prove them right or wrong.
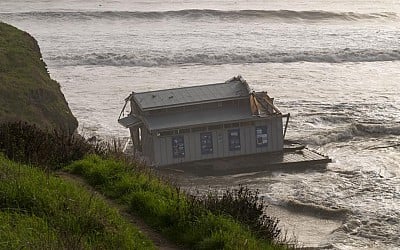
[0,22,77,132]
[0,154,154,249]
[0,211,59,249]
[66,154,285,250]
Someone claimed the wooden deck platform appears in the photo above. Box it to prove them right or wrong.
[162,147,331,176]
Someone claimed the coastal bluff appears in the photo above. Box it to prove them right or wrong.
[0,22,77,132]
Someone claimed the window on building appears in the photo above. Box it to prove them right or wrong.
[191,126,207,132]
[255,126,268,147]
[228,128,241,151]
[158,130,174,136]
[177,128,190,134]
[208,124,222,130]
[240,121,254,127]
[172,136,185,158]
[200,132,213,154]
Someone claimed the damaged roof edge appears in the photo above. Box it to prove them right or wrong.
[226,75,251,93]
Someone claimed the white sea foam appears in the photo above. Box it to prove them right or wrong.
[302,123,400,146]
[2,10,398,22]
[48,49,400,67]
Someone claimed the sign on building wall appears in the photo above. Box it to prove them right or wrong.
[172,136,185,158]
[255,126,268,147]
[200,132,213,154]
[228,128,241,151]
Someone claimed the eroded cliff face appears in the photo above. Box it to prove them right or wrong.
[0,22,78,133]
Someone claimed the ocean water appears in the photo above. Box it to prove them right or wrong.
[1,0,399,248]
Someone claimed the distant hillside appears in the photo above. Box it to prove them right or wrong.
[0,22,77,132]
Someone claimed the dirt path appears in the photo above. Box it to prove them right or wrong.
[56,171,181,250]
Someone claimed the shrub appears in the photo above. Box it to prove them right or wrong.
[195,186,281,242]
[0,121,92,169]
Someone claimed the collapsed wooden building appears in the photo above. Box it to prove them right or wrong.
[118,76,293,167]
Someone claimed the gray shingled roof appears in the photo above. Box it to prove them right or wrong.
[133,78,251,111]
[143,105,257,131]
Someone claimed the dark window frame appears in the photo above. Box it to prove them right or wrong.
[255,126,268,147]
[228,128,241,151]
[200,132,213,155]
[172,135,185,158]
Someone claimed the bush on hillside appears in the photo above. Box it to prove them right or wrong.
[193,186,281,242]
[0,121,91,169]
[0,121,129,169]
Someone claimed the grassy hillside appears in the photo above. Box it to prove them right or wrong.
[0,154,154,249]
[0,22,77,133]
[66,155,286,249]
[0,121,288,249]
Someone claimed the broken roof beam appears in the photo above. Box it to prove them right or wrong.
[254,92,282,115]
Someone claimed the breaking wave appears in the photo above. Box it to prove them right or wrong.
[49,49,400,66]
[283,199,348,219]
[3,9,398,22]
[305,123,400,146]
[355,123,400,136]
